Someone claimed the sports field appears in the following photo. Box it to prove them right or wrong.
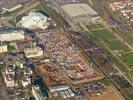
[85,22,133,81]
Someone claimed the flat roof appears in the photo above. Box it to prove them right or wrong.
[50,0,84,5]
[61,3,99,18]
[0,28,24,34]
[0,0,30,9]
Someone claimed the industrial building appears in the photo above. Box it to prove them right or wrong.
[61,3,100,26]
[50,85,75,99]
[0,45,8,53]
[50,85,69,92]
[0,29,25,42]
[24,46,43,58]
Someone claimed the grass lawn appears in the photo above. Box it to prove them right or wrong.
[121,53,133,69]
[90,29,117,41]
[130,71,133,81]
[114,27,133,47]
[89,24,100,29]
[86,23,105,30]
[15,13,26,23]
[8,20,16,26]
[85,25,133,81]
[8,45,16,51]
[108,40,130,52]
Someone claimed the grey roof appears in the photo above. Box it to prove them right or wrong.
[61,3,99,18]
[0,28,24,34]
[50,0,84,5]
[0,0,30,9]
[5,52,25,65]
[17,40,33,51]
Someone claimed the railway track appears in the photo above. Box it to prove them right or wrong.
[39,0,70,29]
[67,31,131,100]
[38,1,132,99]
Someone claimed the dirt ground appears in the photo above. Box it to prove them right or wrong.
[87,87,123,100]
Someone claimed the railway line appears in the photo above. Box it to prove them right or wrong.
[66,31,131,100]
[39,0,70,29]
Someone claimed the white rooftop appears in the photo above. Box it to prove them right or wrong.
[61,3,98,18]
[20,12,49,30]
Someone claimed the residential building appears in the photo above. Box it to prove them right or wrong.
[5,52,25,67]
[0,0,31,12]
[23,68,33,76]
[32,85,47,100]
[0,45,7,53]
[24,47,43,58]
[22,68,33,87]
[4,74,15,87]
[17,40,33,51]
[5,67,15,75]
[0,29,25,42]
[22,75,31,87]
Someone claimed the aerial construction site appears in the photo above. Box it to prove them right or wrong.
[35,30,123,100]
[0,0,132,100]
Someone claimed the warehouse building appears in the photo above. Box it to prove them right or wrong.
[50,85,75,99]
[61,3,100,26]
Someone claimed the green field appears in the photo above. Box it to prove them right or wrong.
[121,53,133,69]
[8,45,16,51]
[91,29,117,41]
[85,23,133,81]
[86,23,105,30]
[113,27,133,47]
[108,40,130,52]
